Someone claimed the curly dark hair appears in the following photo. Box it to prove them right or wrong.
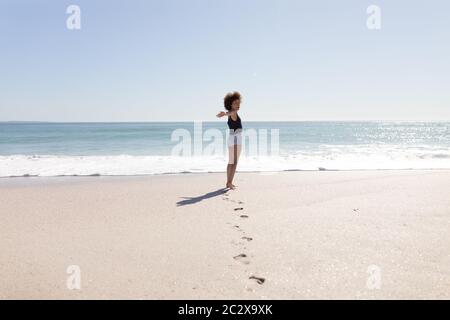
[223,91,242,111]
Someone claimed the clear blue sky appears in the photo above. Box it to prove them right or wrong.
[1,0,449,121]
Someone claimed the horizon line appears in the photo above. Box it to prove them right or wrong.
[1,119,450,123]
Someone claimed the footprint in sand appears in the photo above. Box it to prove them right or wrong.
[249,275,265,285]
[240,215,248,218]
[242,236,253,242]
[234,207,244,211]
[233,225,244,233]
[233,253,250,264]
[223,197,242,204]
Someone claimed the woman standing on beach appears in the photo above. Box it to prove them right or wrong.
[217,91,242,190]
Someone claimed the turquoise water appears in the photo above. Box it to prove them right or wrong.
[0,121,449,176]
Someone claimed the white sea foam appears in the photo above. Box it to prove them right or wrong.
[1,151,449,178]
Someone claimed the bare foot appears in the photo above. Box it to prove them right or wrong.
[226,182,235,189]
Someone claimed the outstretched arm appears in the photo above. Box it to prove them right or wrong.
[216,110,236,118]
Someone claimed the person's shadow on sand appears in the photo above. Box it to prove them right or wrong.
[176,188,228,206]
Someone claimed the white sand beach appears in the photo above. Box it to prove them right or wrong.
[1,170,450,299]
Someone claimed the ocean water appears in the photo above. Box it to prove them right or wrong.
[0,121,449,177]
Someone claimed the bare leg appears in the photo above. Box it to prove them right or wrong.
[226,144,238,189]
[228,144,241,188]
[226,164,233,188]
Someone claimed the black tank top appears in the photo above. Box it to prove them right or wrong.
[227,114,242,130]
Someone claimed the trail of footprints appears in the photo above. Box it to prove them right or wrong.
[222,192,266,286]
